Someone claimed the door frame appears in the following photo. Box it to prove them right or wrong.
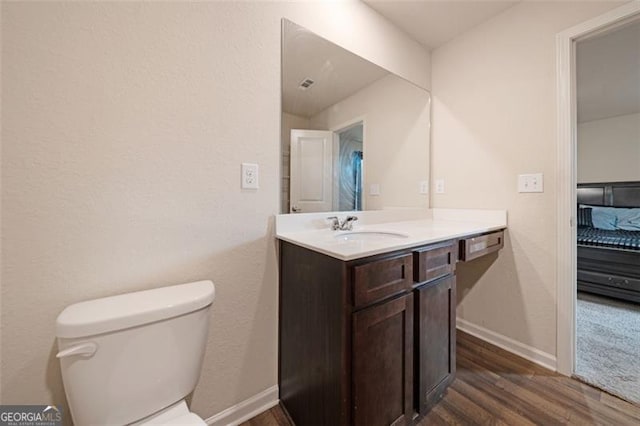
[289,129,335,213]
[555,1,640,376]
[331,116,366,211]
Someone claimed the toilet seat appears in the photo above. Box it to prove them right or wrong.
[133,400,206,426]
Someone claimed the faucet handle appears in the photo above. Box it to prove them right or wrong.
[326,216,340,230]
[344,215,358,230]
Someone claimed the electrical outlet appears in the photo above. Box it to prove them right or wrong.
[419,180,429,194]
[435,179,445,194]
[369,183,380,196]
[241,163,259,189]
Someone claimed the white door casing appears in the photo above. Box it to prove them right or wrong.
[290,129,334,213]
[555,1,640,376]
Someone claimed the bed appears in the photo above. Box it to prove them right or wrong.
[577,181,640,303]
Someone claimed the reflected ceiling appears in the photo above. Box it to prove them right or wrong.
[281,20,388,118]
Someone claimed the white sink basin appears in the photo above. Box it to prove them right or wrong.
[334,231,409,241]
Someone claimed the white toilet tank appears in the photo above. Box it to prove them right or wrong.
[56,280,215,426]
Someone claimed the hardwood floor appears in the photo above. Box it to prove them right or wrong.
[242,330,640,426]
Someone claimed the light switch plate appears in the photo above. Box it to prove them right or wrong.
[435,179,445,194]
[241,163,259,189]
[518,173,543,193]
[369,183,380,196]
[419,180,429,194]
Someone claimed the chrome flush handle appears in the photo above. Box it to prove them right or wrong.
[56,342,98,358]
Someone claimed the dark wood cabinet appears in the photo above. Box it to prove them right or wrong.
[459,231,504,262]
[279,242,349,426]
[353,293,413,426]
[414,275,456,415]
[353,254,413,309]
[279,229,502,425]
[413,241,456,282]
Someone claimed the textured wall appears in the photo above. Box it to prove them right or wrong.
[431,1,624,356]
[578,113,640,183]
[0,0,429,420]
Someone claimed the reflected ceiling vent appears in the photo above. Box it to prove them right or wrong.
[298,78,315,90]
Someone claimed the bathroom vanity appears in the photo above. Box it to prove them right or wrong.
[276,210,506,426]
[278,18,507,426]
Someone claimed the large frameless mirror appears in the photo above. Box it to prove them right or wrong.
[281,19,431,214]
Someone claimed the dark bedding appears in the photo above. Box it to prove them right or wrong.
[577,226,640,251]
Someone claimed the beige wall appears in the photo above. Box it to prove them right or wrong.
[578,113,640,183]
[310,74,430,210]
[431,1,623,356]
[0,0,429,419]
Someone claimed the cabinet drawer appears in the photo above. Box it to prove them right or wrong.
[577,269,640,292]
[459,231,504,262]
[353,254,413,308]
[413,241,456,283]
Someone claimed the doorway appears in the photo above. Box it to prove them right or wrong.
[573,20,640,403]
[556,0,640,397]
[288,121,364,214]
[335,122,364,212]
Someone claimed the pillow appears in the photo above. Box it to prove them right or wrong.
[580,205,617,230]
[577,207,593,227]
[579,205,640,231]
[615,208,640,231]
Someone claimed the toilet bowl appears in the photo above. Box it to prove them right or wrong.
[56,280,215,426]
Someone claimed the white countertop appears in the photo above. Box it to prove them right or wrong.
[276,208,507,261]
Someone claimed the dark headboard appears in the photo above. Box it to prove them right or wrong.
[577,181,640,208]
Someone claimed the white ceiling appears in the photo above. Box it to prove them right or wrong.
[282,20,389,118]
[577,21,640,123]
[283,2,639,123]
[363,0,520,50]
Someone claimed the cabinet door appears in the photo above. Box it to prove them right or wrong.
[415,275,456,415]
[353,293,413,426]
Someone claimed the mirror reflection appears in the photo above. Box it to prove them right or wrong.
[281,19,431,214]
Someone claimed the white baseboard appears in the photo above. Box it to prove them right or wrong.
[456,317,557,371]
[205,385,279,426]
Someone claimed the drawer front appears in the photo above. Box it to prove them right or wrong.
[577,269,640,292]
[459,231,504,262]
[353,254,413,308]
[413,241,456,283]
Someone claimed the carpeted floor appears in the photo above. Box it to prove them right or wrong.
[575,292,640,404]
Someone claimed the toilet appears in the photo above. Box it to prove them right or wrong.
[56,280,215,426]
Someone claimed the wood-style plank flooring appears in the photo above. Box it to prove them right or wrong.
[242,330,640,425]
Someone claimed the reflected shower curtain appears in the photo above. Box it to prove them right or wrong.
[337,137,363,211]
[352,151,363,211]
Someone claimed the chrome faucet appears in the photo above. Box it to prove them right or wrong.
[327,215,359,231]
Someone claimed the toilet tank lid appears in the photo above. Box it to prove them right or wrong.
[56,280,215,338]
